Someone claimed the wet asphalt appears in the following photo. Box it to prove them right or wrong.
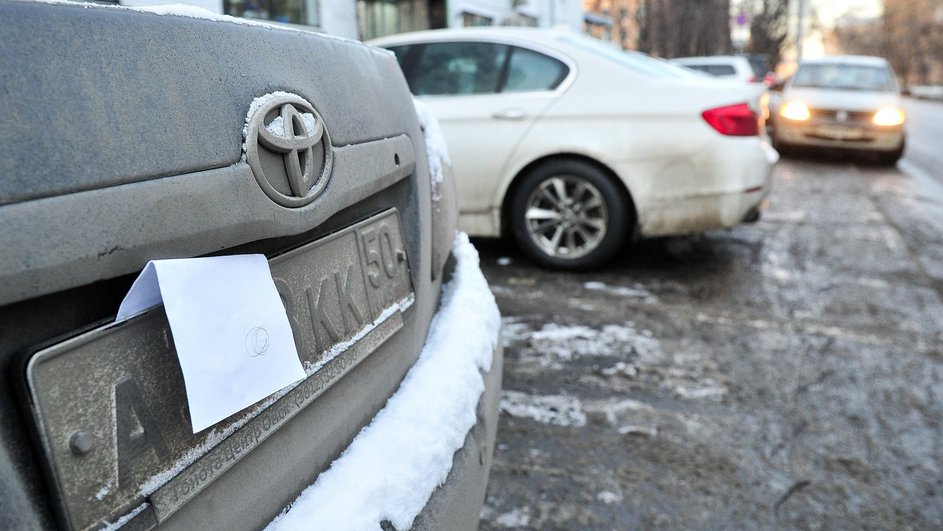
[474,149,943,529]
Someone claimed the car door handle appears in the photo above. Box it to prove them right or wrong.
[492,109,527,121]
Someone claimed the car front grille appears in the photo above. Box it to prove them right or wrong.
[808,107,874,124]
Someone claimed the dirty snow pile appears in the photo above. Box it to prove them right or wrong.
[500,390,587,427]
[265,233,500,531]
[525,322,661,363]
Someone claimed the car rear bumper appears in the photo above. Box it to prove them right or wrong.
[636,139,778,237]
[263,234,503,531]
[776,121,904,152]
[412,334,503,530]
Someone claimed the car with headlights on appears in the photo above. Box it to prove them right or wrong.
[772,55,906,164]
[0,3,501,530]
[370,28,778,269]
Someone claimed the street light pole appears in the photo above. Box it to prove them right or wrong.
[796,0,808,60]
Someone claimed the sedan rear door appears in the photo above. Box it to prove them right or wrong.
[390,41,571,227]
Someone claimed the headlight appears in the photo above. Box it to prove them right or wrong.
[872,107,906,126]
[780,101,810,121]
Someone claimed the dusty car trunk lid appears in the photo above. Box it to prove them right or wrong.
[0,3,439,530]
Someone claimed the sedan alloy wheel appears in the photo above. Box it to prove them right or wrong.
[510,160,628,269]
[524,175,608,259]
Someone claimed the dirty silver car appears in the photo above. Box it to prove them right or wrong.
[0,3,501,530]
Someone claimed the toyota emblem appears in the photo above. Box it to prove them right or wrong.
[245,93,333,207]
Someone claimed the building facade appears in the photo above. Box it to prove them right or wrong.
[582,0,640,50]
[119,0,584,40]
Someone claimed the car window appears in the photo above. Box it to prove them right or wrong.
[385,44,413,71]
[561,34,701,79]
[792,63,895,92]
[693,64,736,76]
[677,64,716,78]
[410,42,509,95]
[745,57,768,78]
[503,46,569,93]
[710,64,737,76]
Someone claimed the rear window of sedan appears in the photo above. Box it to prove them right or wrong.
[686,63,738,76]
[387,42,569,96]
[561,34,703,79]
[792,63,895,92]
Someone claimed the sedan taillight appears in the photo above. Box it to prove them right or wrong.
[702,103,760,136]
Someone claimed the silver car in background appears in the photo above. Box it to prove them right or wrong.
[772,55,907,164]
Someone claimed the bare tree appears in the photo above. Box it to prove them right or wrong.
[744,0,789,69]
[637,0,732,58]
[834,0,943,85]
[832,18,883,57]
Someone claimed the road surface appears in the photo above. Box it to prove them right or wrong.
[475,138,943,528]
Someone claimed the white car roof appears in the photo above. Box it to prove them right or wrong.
[798,55,890,68]
[370,27,718,81]
[369,26,575,48]
[672,56,749,65]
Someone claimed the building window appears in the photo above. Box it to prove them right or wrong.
[461,11,493,27]
[517,14,537,27]
[224,0,310,24]
[358,0,438,40]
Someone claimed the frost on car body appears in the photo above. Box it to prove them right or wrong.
[0,3,501,530]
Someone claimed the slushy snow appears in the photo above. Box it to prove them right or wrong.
[499,390,587,427]
[266,233,500,531]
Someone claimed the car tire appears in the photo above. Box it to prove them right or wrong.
[771,133,792,157]
[509,160,628,270]
[877,138,905,165]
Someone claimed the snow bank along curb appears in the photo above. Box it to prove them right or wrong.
[265,233,501,531]
[908,85,943,100]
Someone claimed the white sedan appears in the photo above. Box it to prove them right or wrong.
[371,28,778,269]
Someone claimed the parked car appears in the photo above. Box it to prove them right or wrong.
[672,55,769,84]
[371,28,778,269]
[0,3,501,530]
[772,55,907,164]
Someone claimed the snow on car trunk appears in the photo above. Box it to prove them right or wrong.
[265,233,500,531]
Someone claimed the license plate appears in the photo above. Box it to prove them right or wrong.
[25,209,413,531]
[816,125,865,140]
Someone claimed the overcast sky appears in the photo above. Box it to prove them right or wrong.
[793,0,883,59]
[814,0,883,26]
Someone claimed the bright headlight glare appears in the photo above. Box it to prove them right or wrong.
[780,101,810,121]
[872,107,905,126]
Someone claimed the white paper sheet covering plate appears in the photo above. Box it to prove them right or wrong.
[118,254,305,433]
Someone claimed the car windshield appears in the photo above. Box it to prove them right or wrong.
[560,34,703,79]
[792,63,895,91]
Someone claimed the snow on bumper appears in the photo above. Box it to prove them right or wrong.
[265,233,501,531]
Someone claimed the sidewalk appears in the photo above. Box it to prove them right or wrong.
[909,85,943,100]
